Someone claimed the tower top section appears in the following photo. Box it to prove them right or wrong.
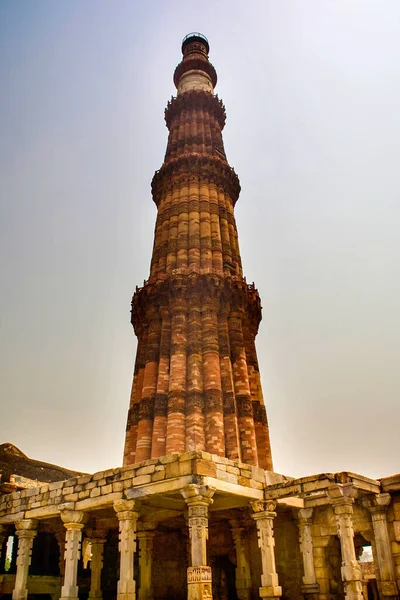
[174,32,217,94]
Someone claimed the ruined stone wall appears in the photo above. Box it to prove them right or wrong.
[274,510,303,600]
[152,529,187,600]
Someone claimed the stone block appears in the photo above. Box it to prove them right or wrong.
[48,481,64,491]
[112,482,124,492]
[249,479,263,490]
[93,471,105,481]
[90,488,101,498]
[192,459,216,477]
[238,476,251,487]
[166,460,192,478]
[101,484,112,495]
[216,469,238,484]
[136,465,156,476]
[120,469,135,480]
[131,475,152,486]
[251,466,266,483]
[76,475,92,485]
[64,493,79,502]
[151,470,165,482]
[63,486,73,495]
[239,470,252,479]
[160,454,180,464]
[78,491,90,499]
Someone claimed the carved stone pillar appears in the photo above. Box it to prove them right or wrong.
[250,500,282,599]
[86,530,107,600]
[181,484,215,600]
[114,500,139,600]
[327,484,363,600]
[362,494,399,598]
[229,520,252,600]
[12,519,37,600]
[295,508,319,599]
[60,510,87,600]
[137,526,156,600]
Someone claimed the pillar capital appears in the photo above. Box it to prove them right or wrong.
[113,499,140,521]
[327,484,358,513]
[14,519,38,538]
[181,484,215,507]
[361,493,391,517]
[296,508,314,525]
[250,499,277,519]
[60,509,87,529]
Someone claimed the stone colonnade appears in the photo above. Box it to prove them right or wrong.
[3,482,400,600]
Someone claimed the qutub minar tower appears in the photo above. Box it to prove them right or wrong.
[1,32,400,600]
[123,33,273,472]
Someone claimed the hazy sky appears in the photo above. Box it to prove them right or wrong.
[1,1,399,479]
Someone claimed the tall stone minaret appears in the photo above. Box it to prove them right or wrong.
[124,33,273,470]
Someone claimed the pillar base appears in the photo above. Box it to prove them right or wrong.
[117,595,135,600]
[187,566,212,600]
[259,585,282,598]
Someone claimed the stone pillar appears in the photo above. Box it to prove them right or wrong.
[137,526,156,600]
[86,530,107,600]
[114,499,139,600]
[295,508,319,599]
[181,484,215,600]
[250,500,282,599]
[327,484,363,600]
[12,519,37,600]
[60,510,87,600]
[229,520,252,600]
[363,494,399,598]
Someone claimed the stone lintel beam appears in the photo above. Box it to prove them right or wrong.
[125,474,263,503]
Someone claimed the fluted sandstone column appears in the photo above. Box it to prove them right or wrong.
[202,295,225,455]
[186,291,205,451]
[151,309,171,458]
[166,296,187,453]
[229,311,258,465]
